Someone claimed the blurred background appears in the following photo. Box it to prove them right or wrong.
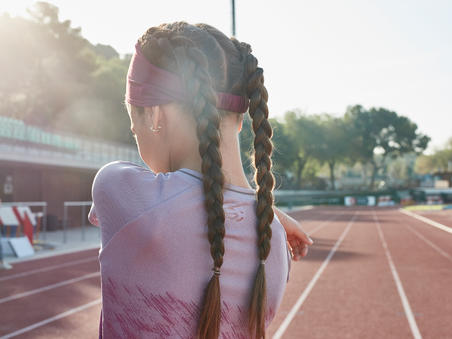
[1,1,451,223]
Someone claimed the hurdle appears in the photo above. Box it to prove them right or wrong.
[0,202,47,240]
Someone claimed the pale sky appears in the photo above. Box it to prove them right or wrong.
[2,0,451,152]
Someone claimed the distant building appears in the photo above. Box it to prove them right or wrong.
[0,116,144,229]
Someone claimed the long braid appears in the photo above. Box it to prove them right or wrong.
[173,39,226,339]
[139,24,226,338]
[245,53,275,339]
[196,27,275,338]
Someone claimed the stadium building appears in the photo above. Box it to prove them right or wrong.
[0,116,143,229]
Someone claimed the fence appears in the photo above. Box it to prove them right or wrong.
[62,201,99,243]
[0,200,100,261]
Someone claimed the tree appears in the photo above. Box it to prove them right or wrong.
[283,110,321,189]
[268,118,298,188]
[0,2,132,143]
[345,105,430,189]
[310,114,350,190]
[239,115,297,189]
[415,137,452,174]
[0,2,95,125]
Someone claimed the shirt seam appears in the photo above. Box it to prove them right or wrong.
[178,169,256,196]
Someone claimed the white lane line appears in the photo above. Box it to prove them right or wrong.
[0,272,100,304]
[0,257,98,282]
[400,209,452,235]
[373,210,422,339]
[273,211,358,339]
[5,244,101,264]
[308,211,346,236]
[0,298,102,339]
[404,224,452,262]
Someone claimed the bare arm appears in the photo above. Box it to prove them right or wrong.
[274,207,314,261]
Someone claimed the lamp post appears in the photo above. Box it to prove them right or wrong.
[231,0,236,37]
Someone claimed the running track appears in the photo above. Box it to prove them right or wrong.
[0,206,451,338]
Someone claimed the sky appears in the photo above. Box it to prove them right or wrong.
[2,0,451,153]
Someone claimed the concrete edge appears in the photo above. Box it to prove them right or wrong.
[4,243,101,264]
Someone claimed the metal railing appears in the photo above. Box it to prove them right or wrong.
[0,115,145,169]
[0,200,100,243]
[62,201,99,243]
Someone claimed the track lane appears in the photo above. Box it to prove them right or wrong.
[0,261,99,299]
[1,299,101,339]
[397,212,452,263]
[2,206,451,338]
[411,209,452,229]
[267,208,356,337]
[0,248,100,278]
[377,209,452,339]
[0,270,101,337]
[272,208,415,339]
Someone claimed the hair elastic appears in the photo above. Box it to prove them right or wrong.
[212,266,221,276]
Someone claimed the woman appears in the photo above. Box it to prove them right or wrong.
[89,22,313,339]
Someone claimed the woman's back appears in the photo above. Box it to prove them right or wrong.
[89,160,290,338]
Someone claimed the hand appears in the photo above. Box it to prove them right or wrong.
[274,207,314,261]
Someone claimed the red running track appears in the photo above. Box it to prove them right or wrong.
[409,209,452,230]
[0,206,451,338]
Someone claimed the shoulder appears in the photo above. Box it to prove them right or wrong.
[91,160,154,195]
[93,160,152,185]
[90,161,155,220]
[90,161,196,224]
[89,161,157,230]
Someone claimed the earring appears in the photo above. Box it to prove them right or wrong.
[150,125,162,133]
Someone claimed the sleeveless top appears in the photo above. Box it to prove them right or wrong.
[88,160,291,338]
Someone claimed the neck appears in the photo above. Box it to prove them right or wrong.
[177,132,252,190]
[219,133,253,189]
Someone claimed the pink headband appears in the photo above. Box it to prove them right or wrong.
[125,42,249,113]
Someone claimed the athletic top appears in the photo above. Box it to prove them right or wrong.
[88,160,291,338]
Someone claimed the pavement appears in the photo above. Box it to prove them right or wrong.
[1,225,101,265]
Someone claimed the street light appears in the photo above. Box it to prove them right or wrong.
[231,0,236,37]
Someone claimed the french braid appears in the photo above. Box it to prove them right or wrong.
[172,37,227,339]
[244,52,275,339]
[181,23,275,339]
[138,23,226,339]
[214,30,275,338]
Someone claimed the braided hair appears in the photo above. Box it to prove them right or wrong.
[133,22,274,339]
[197,24,275,339]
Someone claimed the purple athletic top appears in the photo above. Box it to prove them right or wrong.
[88,160,291,338]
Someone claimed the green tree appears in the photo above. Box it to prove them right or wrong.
[239,115,297,189]
[283,110,321,189]
[310,114,350,190]
[268,118,297,188]
[0,2,132,144]
[415,137,452,174]
[345,105,430,189]
[0,2,95,125]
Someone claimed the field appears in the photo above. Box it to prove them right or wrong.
[1,206,451,338]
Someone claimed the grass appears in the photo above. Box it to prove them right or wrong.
[404,204,448,211]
